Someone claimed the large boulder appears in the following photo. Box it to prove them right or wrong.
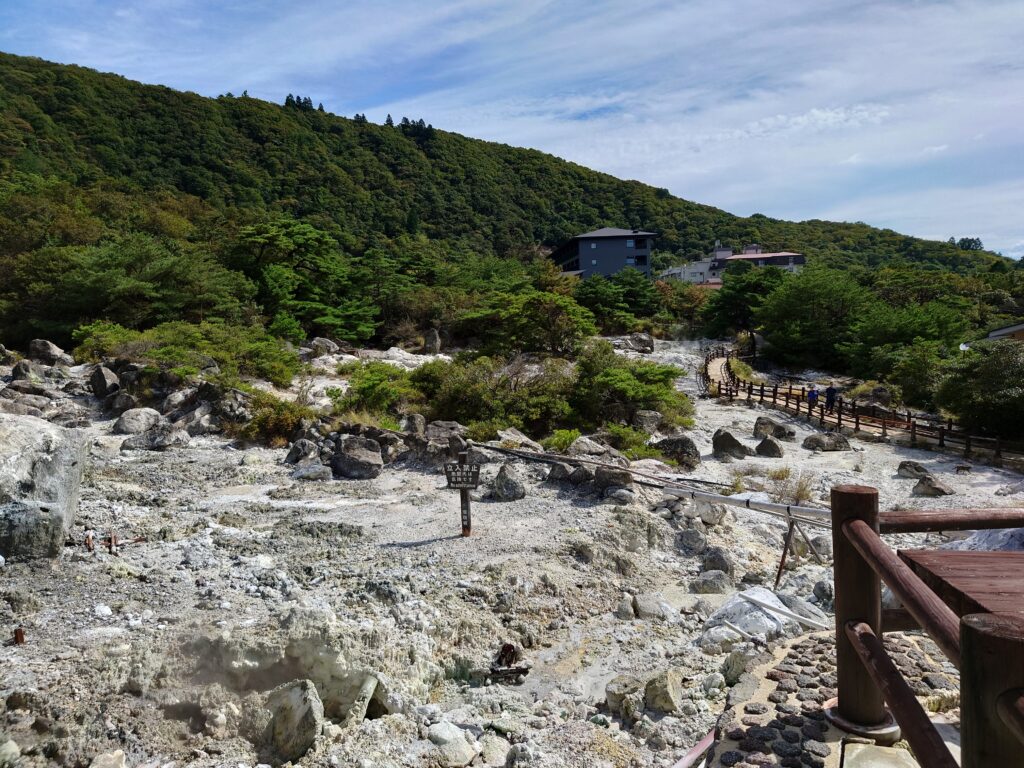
[652,435,701,470]
[89,366,120,398]
[755,436,784,457]
[632,410,663,434]
[399,413,426,435]
[712,428,753,460]
[567,435,607,456]
[11,359,45,381]
[265,680,324,764]
[644,669,684,714]
[330,437,384,479]
[691,570,731,594]
[113,407,163,435]
[699,587,805,652]
[913,476,956,497]
[897,460,931,479]
[802,432,851,452]
[120,423,191,451]
[496,427,543,452]
[593,465,634,491]
[310,337,340,357]
[28,339,73,366]
[286,439,321,465]
[626,332,655,353]
[753,416,795,442]
[702,546,735,577]
[425,421,467,441]
[427,721,479,768]
[0,415,87,560]
[492,462,527,501]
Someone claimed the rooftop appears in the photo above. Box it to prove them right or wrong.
[574,227,658,239]
[723,251,802,260]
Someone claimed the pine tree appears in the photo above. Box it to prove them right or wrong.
[284,94,296,108]
[317,102,325,112]
[385,114,394,127]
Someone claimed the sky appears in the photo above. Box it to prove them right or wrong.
[2,0,1023,257]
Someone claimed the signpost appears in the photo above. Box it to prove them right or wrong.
[445,434,480,536]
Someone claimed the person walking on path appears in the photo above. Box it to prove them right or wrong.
[825,382,838,413]
[807,384,819,410]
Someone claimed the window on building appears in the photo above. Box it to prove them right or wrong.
[592,259,598,266]
[625,257,635,265]
[636,238,647,248]
[635,254,647,266]
[590,242,597,249]
[625,239,634,248]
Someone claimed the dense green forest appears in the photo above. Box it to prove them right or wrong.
[1,52,1022,436]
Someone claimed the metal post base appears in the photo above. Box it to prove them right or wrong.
[822,698,902,746]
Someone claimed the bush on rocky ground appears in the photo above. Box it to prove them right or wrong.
[72,320,301,387]
[232,390,315,447]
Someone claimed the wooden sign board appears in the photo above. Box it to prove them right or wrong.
[444,463,481,490]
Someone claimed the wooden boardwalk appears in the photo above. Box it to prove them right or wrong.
[899,549,1024,616]
[701,347,1024,465]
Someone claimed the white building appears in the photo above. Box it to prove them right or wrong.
[662,243,805,286]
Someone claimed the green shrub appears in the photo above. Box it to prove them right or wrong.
[234,390,315,447]
[602,423,664,461]
[466,419,510,442]
[571,339,693,429]
[542,429,581,453]
[330,361,421,414]
[935,339,1024,437]
[72,319,301,387]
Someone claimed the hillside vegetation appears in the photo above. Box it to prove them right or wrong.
[1,51,1022,435]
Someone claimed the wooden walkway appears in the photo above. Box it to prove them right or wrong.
[701,347,1024,465]
[899,549,1024,616]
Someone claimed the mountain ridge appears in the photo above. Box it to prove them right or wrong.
[0,50,1006,271]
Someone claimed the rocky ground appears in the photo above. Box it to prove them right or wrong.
[0,338,1020,768]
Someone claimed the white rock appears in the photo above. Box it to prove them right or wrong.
[94,604,113,618]
[427,721,479,767]
[89,751,126,768]
[699,586,803,652]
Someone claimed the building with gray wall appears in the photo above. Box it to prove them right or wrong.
[661,242,805,286]
[550,228,657,278]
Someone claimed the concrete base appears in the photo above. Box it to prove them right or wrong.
[822,698,902,746]
[842,743,920,767]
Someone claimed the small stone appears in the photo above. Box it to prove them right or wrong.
[94,604,113,618]
[702,672,725,693]
[713,428,754,460]
[428,721,478,767]
[677,528,708,553]
[614,595,635,620]
[265,679,324,763]
[720,751,745,767]
[755,436,785,458]
[897,460,931,479]
[801,433,850,452]
[772,740,802,758]
[691,570,731,594]
[744,702,769,715]
[632,593,668,620]
[0,741,20,767]
[493,462,527,501]
[89,751,125,768]
[803,740,831,757]
[645,669,684,713]
[702,546,735,576]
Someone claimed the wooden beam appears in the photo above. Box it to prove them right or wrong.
[961,613,1024,767]
[845,621,959,768]
[831,485,886,726]
[880,507,1024,534]
[844,518,962,668]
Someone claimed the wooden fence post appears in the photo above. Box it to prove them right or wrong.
[938,426,945,448]
[819,402,826,426]
[837,399,844,429]
[881,418,887,438]
[772,385,777,404]
[759,383,765,402]
[830,485,885,726]
[855,410,860,432]
[960,613,1024,768]
[910,420,917,446]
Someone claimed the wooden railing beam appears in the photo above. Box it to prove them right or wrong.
[844,518,962,667]
[845,621,959,768]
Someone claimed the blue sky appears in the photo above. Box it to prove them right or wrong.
[2,0,1023,257]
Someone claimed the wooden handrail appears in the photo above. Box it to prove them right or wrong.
[879,507,1024,534]
[997,689,1024,750]
[843,518,962,667]
[845,621,959,768]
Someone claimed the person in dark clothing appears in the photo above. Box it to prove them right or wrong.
[825,382,838,413]
[807,385,819,409]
